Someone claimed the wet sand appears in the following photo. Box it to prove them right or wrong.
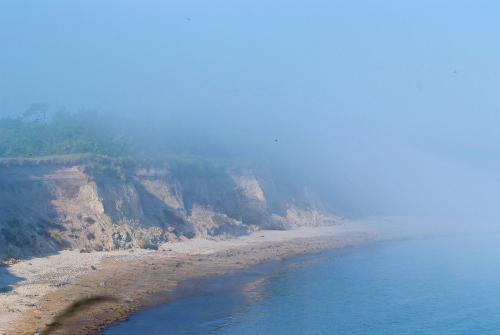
[1,223,389,335]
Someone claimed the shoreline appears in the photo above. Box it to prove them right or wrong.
[106,247,337,334]
[1,222,394,335]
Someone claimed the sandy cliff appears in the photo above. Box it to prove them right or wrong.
[0,158,339,259]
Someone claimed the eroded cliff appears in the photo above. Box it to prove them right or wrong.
[0,157,339,258]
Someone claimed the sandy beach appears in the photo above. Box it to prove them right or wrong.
[0,222,392,335]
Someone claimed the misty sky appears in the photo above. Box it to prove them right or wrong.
[1,1,500,222]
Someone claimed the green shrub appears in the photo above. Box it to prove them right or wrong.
[6,218,20,229]
[134,235,157,250]
[83,217,96,225]
[49,230,64,244]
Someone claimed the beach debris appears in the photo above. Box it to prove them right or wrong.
[34,329,43,335]
[53,281,70,288]
[7,306,21,312]
[91,265,97,271]
[0,258,19,267]
[124,296,134,303]
[99,281,106,288]
[45,322,60,327]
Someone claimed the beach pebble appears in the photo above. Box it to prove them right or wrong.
[50,281,69,288]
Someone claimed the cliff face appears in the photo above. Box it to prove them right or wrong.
[0,159,339,258]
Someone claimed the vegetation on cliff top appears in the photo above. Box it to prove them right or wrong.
[0,109,130,158]
[0,109,245,168]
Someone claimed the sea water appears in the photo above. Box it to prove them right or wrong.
[106,234,500,334]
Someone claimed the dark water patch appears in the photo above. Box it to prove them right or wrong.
[42,295,119,334]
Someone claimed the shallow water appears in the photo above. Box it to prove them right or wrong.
[106,235,500,334]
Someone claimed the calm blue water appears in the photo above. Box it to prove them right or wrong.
[106,235,500,334]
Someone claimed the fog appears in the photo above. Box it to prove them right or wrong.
[2,1,500,225]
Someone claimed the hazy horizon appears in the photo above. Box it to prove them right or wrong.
[2,1,500,223]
